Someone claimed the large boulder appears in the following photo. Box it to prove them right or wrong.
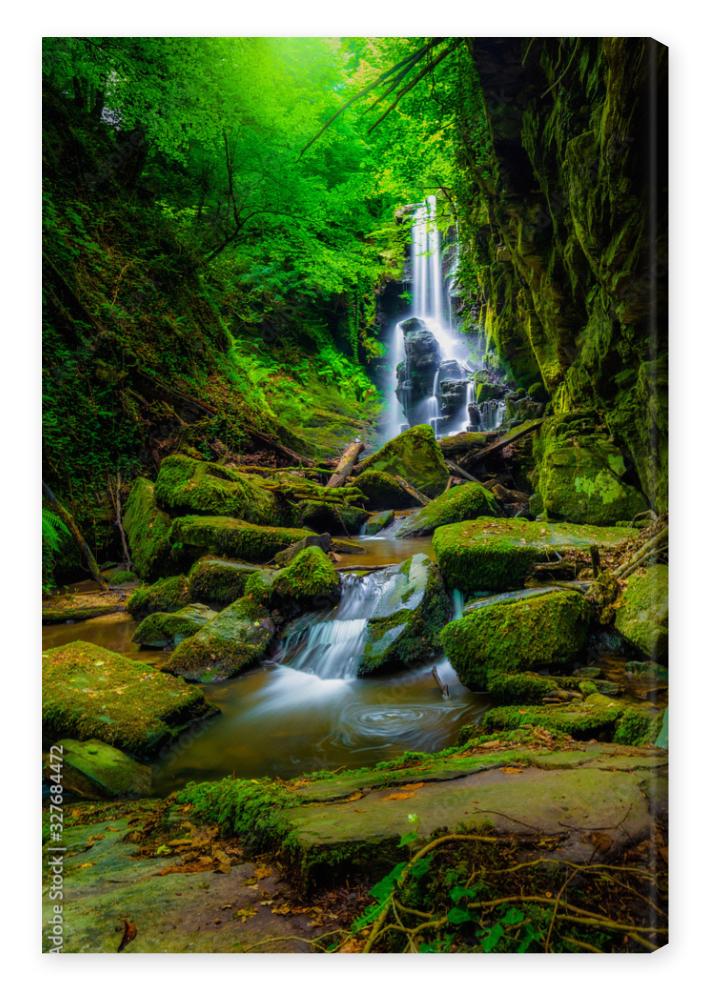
[396,319,441,412]
[362,510,394,536]
[396,482,499,537]
[167,597,274,683]
[126,575,191,620]
[132,604,216,649]
[352,469,418,510]
[357,425,449,498]
[187,556,262,606]
[614,564,668,661]
[42,641,212,758]
[360,553,450,675]
[155,454,283,525]
[169,515,311,564]
[294,500,367,536]
[269,546,341,614]
[433,517,636,595]
[535,413,647,525]
[123,478,176,581]
[46,739,152,799]
[441,589,589,689]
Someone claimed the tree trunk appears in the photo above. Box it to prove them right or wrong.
[42,481,109,590]
[327,441,365,487]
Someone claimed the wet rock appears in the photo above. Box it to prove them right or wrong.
[272,534,331,567]
[295,500,367,535]
[46,739,152,799]
[169,515,311,564]
[167,596,275,684]
[43,589,128,625]
[132,603,216,649]
[155,454,283,525]
[269,546,341,614]
[42,641,212,757]
[358,425,449,498]
[441,590,589,689]
[126,575,191,620]
[187,556,263,605]
[352,469,418,510]
[362,510,394,535]
[614,564,668,661]
[433,516,637,595]
[438,377,469,418]
[360,553,449,675]
[397,482,499,537]
[124,477,176,581]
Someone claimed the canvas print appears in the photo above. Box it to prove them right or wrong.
[42,36,668,954]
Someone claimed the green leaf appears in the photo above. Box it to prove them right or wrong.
[447,906,474,926]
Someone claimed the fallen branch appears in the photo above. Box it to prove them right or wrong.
[461,419,544,469]
[326,440,364,488]
[394,475,431,506]
[107,472,131,569]
[445,459,482,484]
[42,481,109,590]
[615,525,668,580]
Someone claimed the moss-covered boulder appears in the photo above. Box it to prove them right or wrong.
[167,597,274,683]
[295,500,367,536]
[360,554,450,675]
[432,517,636,594]
[357,425,449,498]
[187,557,261,606]
[351,469,418,510]
[123,478,176,581]
[270,546,341,613]
[441,590,589,689]
[132,604,216,649]
[169,515,311,564]
[614,564,668,661]
[440,431,490,456]
[126,575,191,620]
[396,482,499,537]
[535,414,647,525]
[47,739,152,799]
[43,590,127,625]
[155,454,282,524]
[362,510,394,535]
[43,641,212,758]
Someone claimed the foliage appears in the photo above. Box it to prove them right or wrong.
[42,507,72,592]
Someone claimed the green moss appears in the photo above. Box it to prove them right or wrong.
[123,478,176,581]
[177,777,296,854]
[614,707,664,746]
[441,590,589,689]
[358,425,449,498]
[53,739,152,799]
[155,454,283,525]
[167,596,274,683]
[169,515,311,564]
[360,554,450,675]
[397,482,499,537]
[42,641,212,758]
[352,469,416,510]
[614,564,668,661]
[132,604,215,649]
[126,575,191,620]
[486,670,560,704]
[362,509,394,535]
[481,699,624,740]
[242,569,278,605]
[432,517,636,595]
[271,546,341,610]
[187,556,260,606]
[295,500,367,535]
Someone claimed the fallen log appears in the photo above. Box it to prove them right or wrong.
[394,475,431,506]
[326,440,365,487]
[461,418,544,469]
[42,481,109,591]
[445,460,483,484]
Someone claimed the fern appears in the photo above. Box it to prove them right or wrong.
[42,507,71,593]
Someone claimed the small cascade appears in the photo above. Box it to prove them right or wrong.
[278,569,399,680]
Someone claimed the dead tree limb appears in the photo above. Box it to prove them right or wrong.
[326,440,364,488]
[42,481,109,590]
[107,473,132,569]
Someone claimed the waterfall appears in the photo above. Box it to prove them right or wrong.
[278,569,400,680]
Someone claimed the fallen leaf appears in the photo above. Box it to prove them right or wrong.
[344,791,364,802]
[253,863,273,879]
[117,919,137,952]
[400,782,424,791]
[234,907,257,923]
[500,767,523,774]
[382,792,414,801]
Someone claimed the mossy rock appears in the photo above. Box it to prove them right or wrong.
[43,590,127,624]
[47,739,152,799]
[270,546,341,613]
[536,415,647,525]
[486,670,563,704]
[357,425,449,498]
[359,554,450,676]
[169,515,311,564]
[362,510,394,535]
[167,597,274,684]
[42,641,212,758]
[441,590,589,689]
[187,556,261,606]
[351,469,417,510]
[432,517,636,595]
[480,699,624,740]
[295,500,367,535]
[475,380,505,403]
[155,454,283,525]
[132,604,216,649]
[123,478,176,581]
[126,575,191,620]
[614,564,668,662]
[439,432,489,456]
[396,482,499,537]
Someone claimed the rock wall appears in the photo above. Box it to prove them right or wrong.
[457,38,668,512]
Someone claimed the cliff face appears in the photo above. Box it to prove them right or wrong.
[457,38,668,513]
